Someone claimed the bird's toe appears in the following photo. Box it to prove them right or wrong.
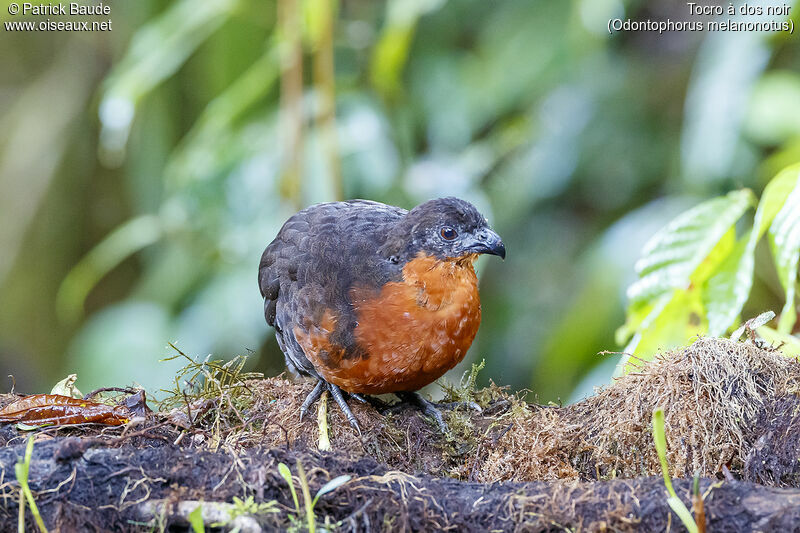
[299,380,326,422]
[396,391,449,433]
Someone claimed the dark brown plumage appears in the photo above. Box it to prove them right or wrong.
[258,197,505,431]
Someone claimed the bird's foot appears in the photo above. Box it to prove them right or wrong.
[435,400,483,413]
[299,379,362,435]
[395,391,449,432]
[350,393,391,411]
[329,384,361,435]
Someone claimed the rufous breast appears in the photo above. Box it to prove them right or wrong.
[307,253,482,394]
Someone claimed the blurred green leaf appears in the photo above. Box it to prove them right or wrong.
[370,0,446,97]
[99,0,240,159]
[57,215,164,323]
[166,46,279,188]
[304,0,337,48]
[756,326,800,357]
[746,71,800,146]
[188,504,205,533]
[768,164,800,332]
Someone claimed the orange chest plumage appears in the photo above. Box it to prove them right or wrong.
[300,254,482,394]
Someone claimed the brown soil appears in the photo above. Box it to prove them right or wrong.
[1,337,800,531]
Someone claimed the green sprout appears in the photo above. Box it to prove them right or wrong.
[652,407,699,533]
[278,461,351,532]
[15,435,48,533]
[188,504,205,533]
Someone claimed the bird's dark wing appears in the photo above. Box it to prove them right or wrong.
[258,200,406,377]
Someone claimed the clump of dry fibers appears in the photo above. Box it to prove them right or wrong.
[478,337,799,482]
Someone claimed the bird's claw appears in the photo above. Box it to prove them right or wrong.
[299,379,362,436]
[396,391,449,432]
[434,400,482,413]
[299,380,325,423]
[330,384,362,435]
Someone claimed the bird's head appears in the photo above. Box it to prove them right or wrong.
[381,197,506,263]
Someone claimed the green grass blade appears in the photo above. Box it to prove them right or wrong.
[296,460,315,533]
[15,436,48,533]
[652,408,698,533]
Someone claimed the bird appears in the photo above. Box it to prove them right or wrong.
[258,197,505,432]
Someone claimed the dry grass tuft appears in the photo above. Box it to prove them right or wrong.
[478,337,800,482]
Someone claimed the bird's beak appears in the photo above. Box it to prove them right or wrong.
[466,228,506,259]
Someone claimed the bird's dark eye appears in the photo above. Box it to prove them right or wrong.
[440,226,457,241]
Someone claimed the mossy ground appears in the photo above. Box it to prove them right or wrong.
[1,337,800,531]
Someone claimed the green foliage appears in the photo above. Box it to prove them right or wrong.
[229,495,279,519]
[618,164,800,373]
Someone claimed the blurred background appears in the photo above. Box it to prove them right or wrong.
[1,0,798,402]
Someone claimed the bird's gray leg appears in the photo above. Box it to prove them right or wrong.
[329,384,361,435]
[349,393,368,404]
[396,391,448,432]
[433,400,482,413]
[299,380,325,422]
[350,393,390,410]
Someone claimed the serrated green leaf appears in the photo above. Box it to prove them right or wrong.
[768,165,800,333]
[627,189,754,305]
[706,165,800,337]
[691,227,735,285]
[617,288,706,374]
[703,235,750,336]
[618,190,754,373]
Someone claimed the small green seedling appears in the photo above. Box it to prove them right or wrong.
[188,504,205,533]
[229,495,279,518]
[652,407,699,533]
[278,461,351,532]
[278,462,300,512]
[15,435,48,533]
